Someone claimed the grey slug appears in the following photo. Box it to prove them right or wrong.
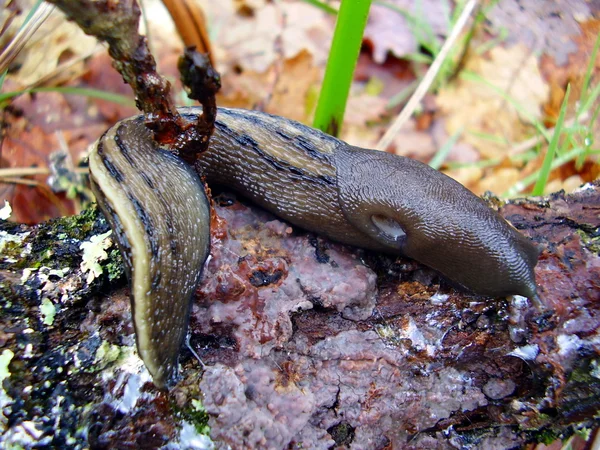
[90,106,540,387]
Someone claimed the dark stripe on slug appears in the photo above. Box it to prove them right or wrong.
[275,130,292,140]
[294,135,331,162]
[151,271,162,291]
[163,211,178,254]
[215,119,336,186]
[114,126,137,168]
[139,171,155,189]
[101,156,125,182]
[96,132,109,156]
[236,133,259,148]
[128,194,159,258]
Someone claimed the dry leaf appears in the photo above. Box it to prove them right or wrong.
[540,19,600,121]
[4,7,96,87]
[444,166,484,192]
[364,0,450,63]
[199,0,334,73]
[488,0,594,66]
[477,167,520,195]
[437,44,550,159]
[266,50,320,122]
[0,84,114,223]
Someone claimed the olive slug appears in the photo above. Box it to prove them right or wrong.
[89,117,211,388]
[90,107,540,387]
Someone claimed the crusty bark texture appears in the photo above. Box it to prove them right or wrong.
[0,182,599,449]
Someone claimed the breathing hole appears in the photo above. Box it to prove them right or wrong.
[371,215,406,241]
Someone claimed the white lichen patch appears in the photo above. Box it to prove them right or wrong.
[80,230,113,283]
[430,293,449,305]
[0,200,11,220]
[399,316,439,357]
[0,349,15,430]
[40,298,57,326]
[557,334,584,357]
[573,182,596,193]
[169,421,214,450]
[21,267,37,284]
[0,230,30,257]
[98,347,155,415]
[508,344,539,361]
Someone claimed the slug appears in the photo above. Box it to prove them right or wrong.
[189,107,540,298]
[88,117,211,388]
[89,107,540,387]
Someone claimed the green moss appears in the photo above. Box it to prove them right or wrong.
[576,229,600,254]
[535,428,560,445]
[189,400,211,435]
[92,341,122,370]
[106,248,125,281]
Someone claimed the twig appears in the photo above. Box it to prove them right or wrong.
[0,167,88,178]
[46,0,178,124]
[0,176,41,186]
[376,0,477,151]
[162,0,214,65]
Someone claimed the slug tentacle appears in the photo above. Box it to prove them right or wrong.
[89,117,211,388]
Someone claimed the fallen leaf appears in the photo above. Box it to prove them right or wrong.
[487,0,594,66]
[199,0,334,73]
[364,0,450,63]
[4,7,96,87]
[540,19,600,121]
[477,167,520,195]
[437,44,550,159]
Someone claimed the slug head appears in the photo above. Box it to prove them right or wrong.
[335,145,540,299]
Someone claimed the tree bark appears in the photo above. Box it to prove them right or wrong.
[0,182,599,449]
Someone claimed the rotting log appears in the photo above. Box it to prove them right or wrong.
[0,182,599,449]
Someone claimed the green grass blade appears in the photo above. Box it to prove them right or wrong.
[579,32,600,110]
[302,0,338,15]
[531,84,571,196]
[460,70,552,143]
[386,80,418,109]
[578,76,600,116]
[0,86,134,106]
[429,127,463,169]
[504,146,598,197]
[0,70,7,91]
[19,0,44,31]
[313,0,372,136]
[576,100,600,169]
